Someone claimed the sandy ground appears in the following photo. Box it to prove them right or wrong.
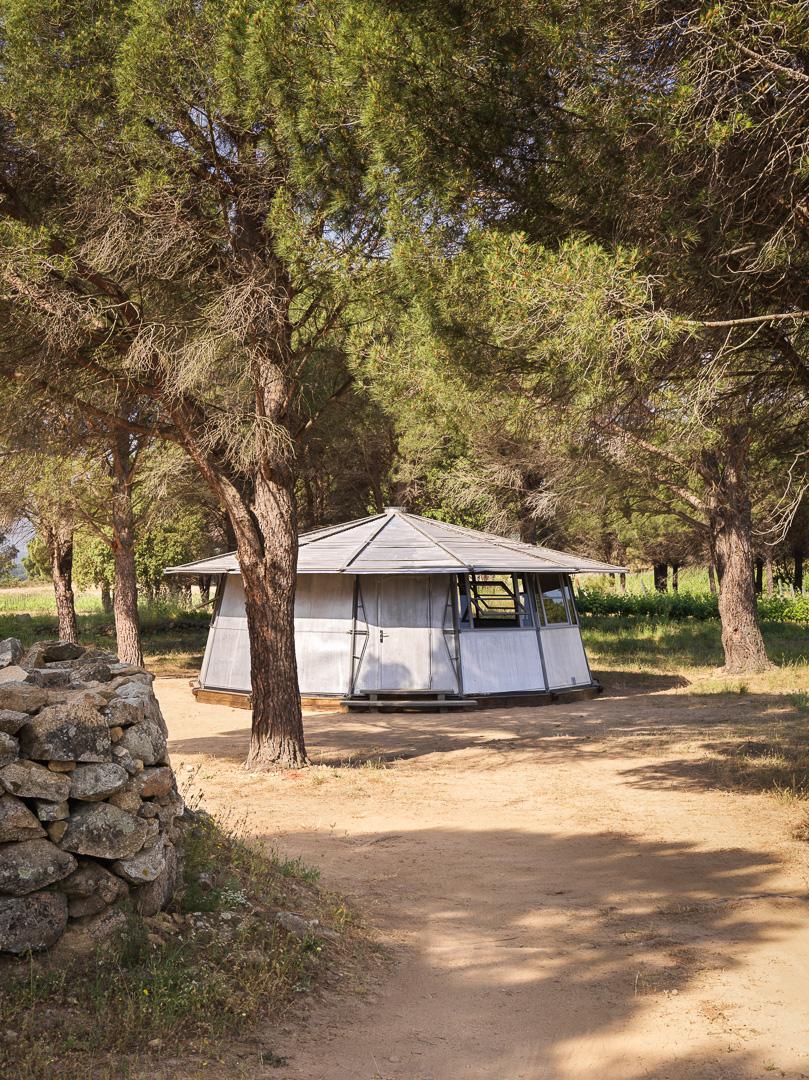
[158,677,809,1080]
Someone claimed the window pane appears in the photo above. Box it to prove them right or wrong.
[562,576,578,624]
[456,576,471,627]
[469,573,521,628]
[539,574,568,624]
[458,574,536,630]
[514,574,534,628]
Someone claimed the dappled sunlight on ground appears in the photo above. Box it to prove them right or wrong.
[157,678,809,1080]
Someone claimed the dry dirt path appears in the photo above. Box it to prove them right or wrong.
[158,678,809,1080]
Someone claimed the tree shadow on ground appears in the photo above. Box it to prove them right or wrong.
[621,711,809,799]
[258,823,805,1080]
[169,688,801,775]
[164,680,809,1078]
[593,668,691,695]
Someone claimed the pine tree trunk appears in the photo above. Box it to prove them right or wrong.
[619,572,626,593]
[765,556,775,597]
[45,524,79,644]
[671,563,680,593]
[706,431,771,674]
[795,546,804,593]
[708,562,717,594]
[110,433,143,667]
[754,558,763,595]
[100,579,113,614]
[370,480,385,514]
[653,563,668,592]
[198,575,212,605]
[237,474,307,771]
[168,210,307,769]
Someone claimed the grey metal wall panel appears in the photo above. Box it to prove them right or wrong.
[219,576,247,618]
[428,576,459,692]
[459,630,545,694]
[203,626,252,692]
[539,627,591,688]
[295,574,354,693]
[200,577,251,691]
[294,574,354,629]
[297,632,351,694]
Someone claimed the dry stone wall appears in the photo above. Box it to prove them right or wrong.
[0,639,184,954]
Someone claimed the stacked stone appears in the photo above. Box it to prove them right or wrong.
[0,639,184,954]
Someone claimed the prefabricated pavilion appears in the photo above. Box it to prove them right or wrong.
[167,507,624,709]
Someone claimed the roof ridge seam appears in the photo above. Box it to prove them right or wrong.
[398,512,469,569]
[341,513,397,570]
[299,513,385,546]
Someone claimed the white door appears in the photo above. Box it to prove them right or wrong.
[355,576,432,692]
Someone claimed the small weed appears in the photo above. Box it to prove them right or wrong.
[260,1050,289,1067]
[789,691,809,712]
[792,811,809,842]
[270,850,321,885]
[691,679,750,696]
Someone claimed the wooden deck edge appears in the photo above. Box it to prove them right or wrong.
[190,686,349,712]
[475,683,602,710]
[190,682,602,713]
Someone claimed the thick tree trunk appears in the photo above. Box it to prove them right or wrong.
[236,474,307,771]
[45,523,79,644]
[167,209,307,769]
[100,579,113,615]
[765,556,775,597]
[795,546,804,593]
[653,563,668,592]
[110,433,143,667]
[706,432,771,674]
[671,563,680,593]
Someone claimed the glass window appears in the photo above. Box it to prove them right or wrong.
[456,575,471,627]
[513,574,534,628]
[458,573,534,629]
[538,574,569,624]
[563,576,578,624]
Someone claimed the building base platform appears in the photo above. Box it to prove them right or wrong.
[190,682,602,713]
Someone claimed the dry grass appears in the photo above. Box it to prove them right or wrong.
[0,806,368,1080]
[583,616,809,809]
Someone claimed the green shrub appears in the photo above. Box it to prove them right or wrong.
[576,588,719,620]
[577,587,809,624]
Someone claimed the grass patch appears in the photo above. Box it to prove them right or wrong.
[0,586,106,615]
[0,590,210,676]
[581,614,809,688]
[582,613,809,809]
[0,809,361,1080]
[702,735,809,800]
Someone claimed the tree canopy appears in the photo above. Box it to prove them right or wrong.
[0,0,807,760]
